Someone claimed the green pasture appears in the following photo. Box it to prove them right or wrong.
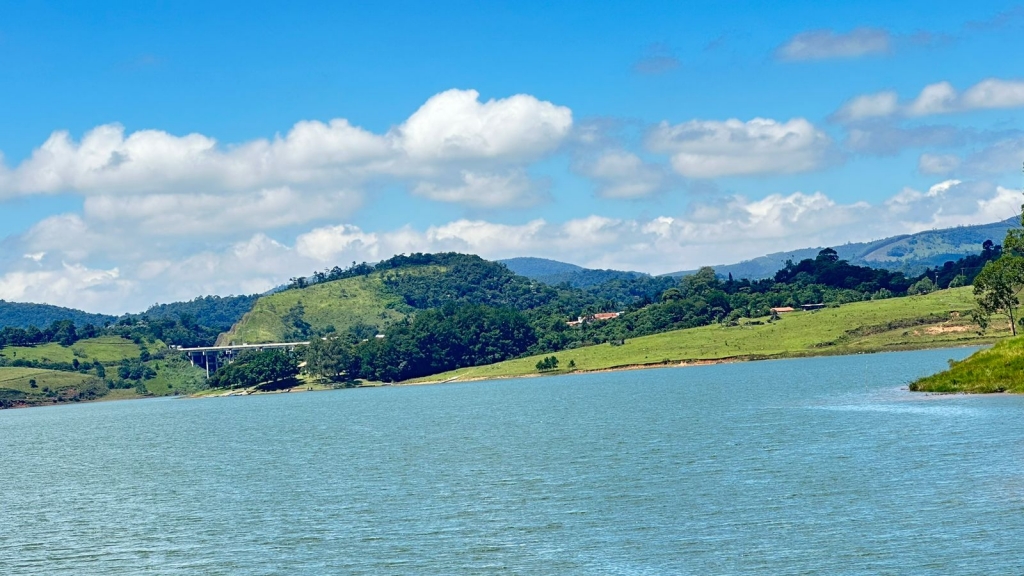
[410,288,1003,383]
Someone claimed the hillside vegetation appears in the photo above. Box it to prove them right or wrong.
[910,337,1024,393]
[410,287,999,382]
[0,367,109,408]
[218,274,410,344]
[143,294,259,330]
[0,300,115,330]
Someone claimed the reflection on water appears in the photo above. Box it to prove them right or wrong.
[3,347,1024,575]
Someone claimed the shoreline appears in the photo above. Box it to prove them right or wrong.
[0,340,1001,411]
[401,340,995,386]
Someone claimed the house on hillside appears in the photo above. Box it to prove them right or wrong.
[770,307,796,314]
[566,311,623,327]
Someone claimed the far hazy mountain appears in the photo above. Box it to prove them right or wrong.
[669,217,1018,279]
[0,301,117,330]
[500,257,647,287]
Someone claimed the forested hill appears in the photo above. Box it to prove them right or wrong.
[230,248,990,384]
[499,257,648,287]
[142,295,259,330]
[0,300,116,330]
[669,216,1018,279]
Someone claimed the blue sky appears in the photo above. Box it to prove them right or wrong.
[2,0,1024,313]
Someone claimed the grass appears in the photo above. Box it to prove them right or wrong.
[0,335,144,365]
[408,287,1005,383]
[218,274,412,344]
[0,367,108,406]
[910,336,1024,393]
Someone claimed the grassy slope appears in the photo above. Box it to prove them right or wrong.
[410,287,1003,383]
[0,335,145,365]
[0,367,107,406]
[911,336,1024,393]
[0,336,203,404]
[218,273,419,345]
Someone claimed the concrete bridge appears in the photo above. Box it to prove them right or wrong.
[177,342,309,377]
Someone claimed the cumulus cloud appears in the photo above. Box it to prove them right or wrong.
[646,118,832,178]
[3,177,1018,313]
[395,89,572,163]
[0,89,572,212]
[82,188,363,235]
[0,262,133,312]
[834,78,1024,122]
[411,170,547,208]
[776,28,891,61]
[574,150,670,198]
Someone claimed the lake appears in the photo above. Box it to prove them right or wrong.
[3,347,1024,574]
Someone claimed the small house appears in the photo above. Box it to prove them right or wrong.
[770,306,796,314]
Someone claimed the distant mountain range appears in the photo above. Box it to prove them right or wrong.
[667,217,1018,279]
[0,300,117,330]
[498,257,647,287]
[502,217,1017,283]
[0,295,258,331]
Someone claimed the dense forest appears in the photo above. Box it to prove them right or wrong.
[142,294,259,330]
[0,300,116,330]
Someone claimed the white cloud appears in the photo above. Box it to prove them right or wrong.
[3,178,1018,313]
[776,28,891,61]
[294,225,382,263]
[82,188,362,235]
[835,78,1024,121]
[0,262,133,312]
[833,91,899,122]
[647,118,832,178]
[0,89,573,211]
[411,170,546,208]
[961,78,1024,110]
[918,153,961,175]
[907,82,959,116]
[575,150,669,198]
[395,89,572,163]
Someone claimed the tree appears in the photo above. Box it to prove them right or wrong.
[973,192,1024,336]
[908,277,936,295]
[972,254,1024,335]
[535,356,559,371]
[816,247,839,263]
[305,337,351,383]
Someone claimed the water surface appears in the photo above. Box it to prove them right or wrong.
[3,348,1023,574]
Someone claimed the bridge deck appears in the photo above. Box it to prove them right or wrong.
[177,342,309,353]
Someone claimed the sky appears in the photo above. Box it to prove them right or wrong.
[2,0,1024,314]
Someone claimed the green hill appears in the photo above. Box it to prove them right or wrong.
[409,287,1002,383]
[141,294,259,330]
[218,273,410,345]
[910,336,1024,393]
[0,300,116,330]
[219,253,618,345]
